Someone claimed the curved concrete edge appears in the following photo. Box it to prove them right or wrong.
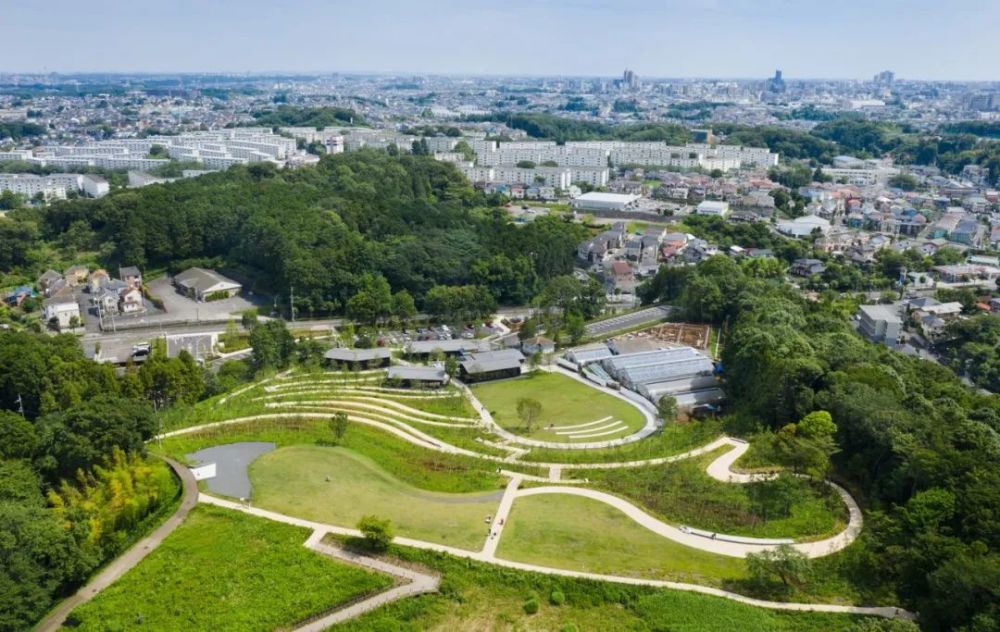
[33,457,199,632]
[256,392,476,423]
[161,419,860,557]
[263,399,477,428]
[200,493,914,622]
[455,368,658,451]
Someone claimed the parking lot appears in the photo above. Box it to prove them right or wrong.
[148,277,264,322]
[585,305,673,338]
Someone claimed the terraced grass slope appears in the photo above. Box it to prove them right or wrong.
[66,505,390,631]
[472,371,645,442]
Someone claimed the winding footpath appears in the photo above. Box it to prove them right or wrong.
[144,378,909,622]
[292,530,439,632]
[34,457,199,632]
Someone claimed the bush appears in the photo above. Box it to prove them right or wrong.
[561,625,579,632]
[549,589,566,606]
[357,515,394,552]
[522,597,540,614]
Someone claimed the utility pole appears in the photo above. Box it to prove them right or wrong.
[15,393,24,418]
[289,284,295,322]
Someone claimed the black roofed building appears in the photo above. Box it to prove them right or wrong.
[323,347,392,369]
[386,365,450,388]
[459,349,524,382]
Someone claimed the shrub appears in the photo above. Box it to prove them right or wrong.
[549,589,566,606]
[523,597,540,615]
[561,625,579,632]
[357,515,394,551]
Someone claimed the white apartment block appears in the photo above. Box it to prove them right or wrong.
[0,150,34,161]
[0,173,109,199]
[461,165,573,189]
[27,129,302,174]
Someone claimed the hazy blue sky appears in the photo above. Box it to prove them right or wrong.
[3,0,998,80]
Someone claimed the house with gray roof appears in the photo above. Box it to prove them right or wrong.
[174,267,242,301]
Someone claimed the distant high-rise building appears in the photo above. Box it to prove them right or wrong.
[873,70,895,86]
[767,69,785,93]
[621,69,638,90]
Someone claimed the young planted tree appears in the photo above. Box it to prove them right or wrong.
[357,515,394,552]
[516,397,543,433]
[329,412,349,442]
[656,394,678,423]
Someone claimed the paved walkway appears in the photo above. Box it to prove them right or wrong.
[200,491,913,621]
[292,530,439,631]
[513,484,854,558]
[34,457,199,632]
[481,475,522,559]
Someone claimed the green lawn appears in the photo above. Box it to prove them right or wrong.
[66,506,390,631]
[250,445,501,550]
[471,371,645,442]
[496,494,747,586]
[158,417,535,493]
[334,541,866,632]
[576,448,848,540]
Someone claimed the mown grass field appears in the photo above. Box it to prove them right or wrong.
[67,505,390,631]
[157,417,538,492]
[333,539,871,632]
[471,371,645,442]
[496,494,747,586]
[251,445,501,550]
[576,448,848,540]
[521,418,723,464]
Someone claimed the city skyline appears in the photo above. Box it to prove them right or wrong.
[3,0,1000,81]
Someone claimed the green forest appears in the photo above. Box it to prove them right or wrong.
[641,256,1000,631]
[4,151,587,317]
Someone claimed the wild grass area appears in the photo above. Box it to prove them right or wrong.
[66,505,390,631]
[575,448,848,540]
[250,445,501,550]
[471,371,645,442]
[333,539,872,632]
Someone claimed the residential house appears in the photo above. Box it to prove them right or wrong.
[790,258,826,277]
[38,270,63,296]
[521,336,556,355]
[174,267,242,301]
[608,260,636,293]
[857,304,902,346]
[88,269,111,292]
[119,266,143,290]
[5,285,34,307]
[64,265,89,287]
[43,296,80,331]
[119,286,145,314]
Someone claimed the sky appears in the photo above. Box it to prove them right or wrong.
[2,0,999,81]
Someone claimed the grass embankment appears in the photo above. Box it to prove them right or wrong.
[67,505,390,631]
[333,539,872,632]
[471,371,645,442]
[498,494,746,585]
[520,419,722,464]
[251,445,500,550]
[574,447,848,540]
[157,418,540,493]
